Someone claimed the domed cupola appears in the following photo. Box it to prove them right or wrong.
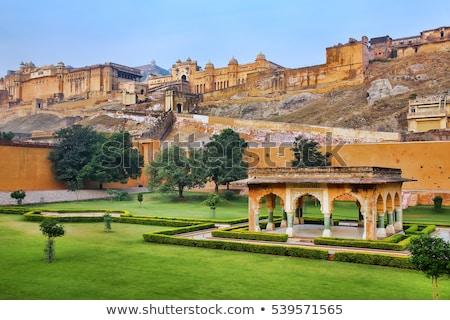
[256,52,266,61]
[228,56,238,65]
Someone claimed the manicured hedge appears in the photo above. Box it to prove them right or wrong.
[404,224,436,235]
[142,231,329,260]
[313,237,409,251]
[0,207,33,215]
[211,227,289,242]
[333,252,413,269]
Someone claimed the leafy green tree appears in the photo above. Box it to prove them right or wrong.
[291,135,331,167]
[48,125,100,192]
[49,126,143,191]
[147,145,206,199]
[80,131,143,188]
[10,189,26,205]
[0,131,14,140]
[39,219,65,263]
[408,234,450,299]
[204,128,248,193]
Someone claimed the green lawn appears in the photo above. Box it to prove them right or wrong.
[31,192,249,220]
[1,213,449,300]
[1,192,449,300]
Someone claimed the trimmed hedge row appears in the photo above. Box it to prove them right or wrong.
[313,224,436,251]
[23,211,106,222]
[333,251,412,269]
[142,231,329,260]
[211,227,289,242]
[404,224,436,235]
[0,207,32,215]
[313,237,410,251]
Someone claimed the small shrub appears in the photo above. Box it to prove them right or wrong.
[10,189,26,205]
[222,190,236,201]
[137,193,144,206]
[433,195,443,212]
[107,189,130,201]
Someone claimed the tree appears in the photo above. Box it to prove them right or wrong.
[202,193,220,218]
[48,125,100,192]
[39,218,65,263]
[147,145,206,199]
[0,131,14,140]
[10,189,26,205]
[49,126,143,191]
[408,234,450,299]
[137,192,143,206]
[204,128,248,193]
[80,131,143,188]
[291,135,331,167]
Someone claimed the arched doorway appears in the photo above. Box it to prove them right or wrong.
[176,103,182,113]
[258,193,284,231]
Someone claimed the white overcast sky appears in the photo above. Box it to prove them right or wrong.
[1,0,449,76]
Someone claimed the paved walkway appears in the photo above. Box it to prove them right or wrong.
[0,187,148,206]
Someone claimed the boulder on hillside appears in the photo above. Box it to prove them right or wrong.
[366,79,409,106]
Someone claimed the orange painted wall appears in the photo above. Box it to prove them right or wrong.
[0,145,66,191]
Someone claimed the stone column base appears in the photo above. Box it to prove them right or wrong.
[286,227,293,237]
[386,224,395,235]
[280,220,287,228]
[266,222,275,231]
[322,229,332,237]
[376,227,387,238]
[394,222,402,231]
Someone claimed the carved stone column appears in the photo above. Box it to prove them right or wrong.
[386,211,395,235]
[280,210,287,228]
[322,212,332,237]
[394,207,403,231]
[285,211,294,237]
[376,213,387,238]
[265,194,276,231]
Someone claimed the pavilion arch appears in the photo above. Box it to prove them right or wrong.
[255,192,285,231]
[291,192,323,226]
[330,191,365,226]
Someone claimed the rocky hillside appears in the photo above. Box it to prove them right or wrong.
[196,51,450,133]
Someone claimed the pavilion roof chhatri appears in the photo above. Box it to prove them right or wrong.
[237,167,415,185]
